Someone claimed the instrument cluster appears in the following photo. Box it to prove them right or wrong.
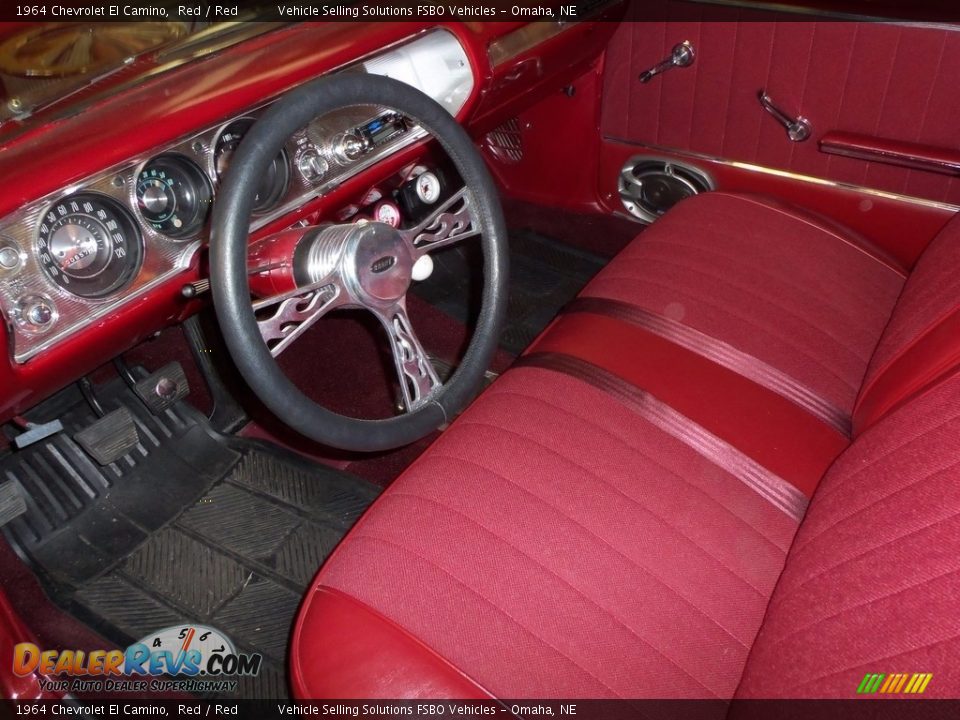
[0,28,473,364]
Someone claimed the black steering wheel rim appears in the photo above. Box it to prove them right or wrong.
[210,74,509,452]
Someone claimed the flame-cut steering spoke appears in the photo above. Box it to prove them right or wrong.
[253,277,346,357]
[375,300,442,411]
[211,74,509,451]
[400,186,480,257]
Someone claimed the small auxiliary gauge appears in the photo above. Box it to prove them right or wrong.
[415,171,442,204]
[397,168,447,223]
[373,201,401,228]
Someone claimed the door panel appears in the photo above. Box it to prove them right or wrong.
[602,15,960,203]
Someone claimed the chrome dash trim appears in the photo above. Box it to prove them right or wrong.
[1,28,475,364]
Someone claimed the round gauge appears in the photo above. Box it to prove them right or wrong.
[37,193,143,299]
[136,154,213,238]
[415,171,442,204]
[214,118,289,214]
[373,201,401,228]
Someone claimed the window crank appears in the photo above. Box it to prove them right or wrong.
[638,41,695,84]
[758,90,812,142]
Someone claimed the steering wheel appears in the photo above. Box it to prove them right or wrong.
[209,74,509,452]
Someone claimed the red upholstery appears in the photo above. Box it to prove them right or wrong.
[292,192,960,699]
[602,14,960,204]
[855,219,960,433]
[291,587,495,699]
[578,192,904,422]
[303,366,800,699]
[528,313,847,498]
[738,371,960,698]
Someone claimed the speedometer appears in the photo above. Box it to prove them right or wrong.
[37,193,143,299]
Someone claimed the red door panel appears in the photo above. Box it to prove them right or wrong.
[602,15,960,204]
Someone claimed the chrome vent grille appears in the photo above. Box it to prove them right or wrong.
[485,118,523,164]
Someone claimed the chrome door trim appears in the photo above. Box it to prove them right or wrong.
[605,138,960,213]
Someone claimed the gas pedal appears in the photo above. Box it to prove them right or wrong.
[74,407,140,466]
[0,481,27,528]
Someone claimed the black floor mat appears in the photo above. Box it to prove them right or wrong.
[413,230,607,355]
[0,375,379,699]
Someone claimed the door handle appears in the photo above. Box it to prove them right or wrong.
[758,90,811,142]
[638,41,695,84]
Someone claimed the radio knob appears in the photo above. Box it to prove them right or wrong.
[0,239,22,272]
[297,148,328,182]
[335,133,365,163]
[17,295,56,330]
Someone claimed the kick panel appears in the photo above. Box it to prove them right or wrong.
[618,156,713,222]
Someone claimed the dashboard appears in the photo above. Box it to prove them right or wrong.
[0,29,472,363]
[0,15,622,424]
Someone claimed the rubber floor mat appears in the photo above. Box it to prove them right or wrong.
[1,376,379,699]
[413,230,607,355]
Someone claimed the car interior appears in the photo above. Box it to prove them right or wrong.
[1,2,959,707]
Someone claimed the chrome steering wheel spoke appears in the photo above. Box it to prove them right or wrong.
[374,299,442,412]
[400,186,480,258]
[211,74,509,451]
[253,276,346,357]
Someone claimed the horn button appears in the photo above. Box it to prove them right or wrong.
[345,222,413,305]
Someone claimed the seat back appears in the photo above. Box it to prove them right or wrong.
[854,217,960,434]
[738,369,960,698]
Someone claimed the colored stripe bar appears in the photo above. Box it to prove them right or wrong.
[857,672,932,695]
[869,674,886,693]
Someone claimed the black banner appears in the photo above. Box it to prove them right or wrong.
[5,700,960,720]
[2,0,960,24]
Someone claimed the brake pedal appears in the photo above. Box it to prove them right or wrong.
[0,481,27,527]
[74,407,140,465]
[133,362,189,415]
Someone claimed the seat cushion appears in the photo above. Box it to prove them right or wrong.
[738,370,960,698]
[854,217,960,433]
[292,193,959,701]
[578,192,905,424]
[295,364,803,699]
[527,192,905,498]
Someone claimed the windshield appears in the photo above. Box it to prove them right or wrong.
[0,21,279,126]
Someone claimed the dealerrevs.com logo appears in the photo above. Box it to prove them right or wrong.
[13,624,261,694]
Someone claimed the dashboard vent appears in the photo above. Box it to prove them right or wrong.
[485,118,523,164]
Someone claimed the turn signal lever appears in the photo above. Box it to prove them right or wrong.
[639,41,695,84]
